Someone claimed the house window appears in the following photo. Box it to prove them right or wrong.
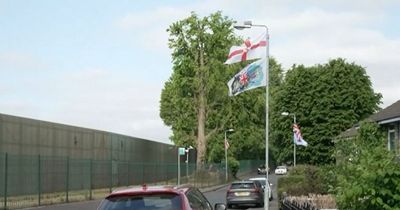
[388,129,396,151]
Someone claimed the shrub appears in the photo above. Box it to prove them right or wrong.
[228,157,240,178]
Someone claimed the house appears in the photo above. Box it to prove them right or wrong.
[338,100,400,154]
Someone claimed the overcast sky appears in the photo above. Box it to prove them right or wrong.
[1,0,399,144]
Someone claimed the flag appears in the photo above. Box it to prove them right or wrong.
[293,124,308,146]
[224,31,267,65]
[227,58,266,96]
[224,138,230,150]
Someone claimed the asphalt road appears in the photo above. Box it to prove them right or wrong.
[206,173,279,210]
[23,173,280,210]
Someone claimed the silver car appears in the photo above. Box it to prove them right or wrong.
[249,177,273,201]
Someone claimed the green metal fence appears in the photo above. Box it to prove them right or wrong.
[0,152,261,209]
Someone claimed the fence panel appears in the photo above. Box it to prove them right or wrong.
[0,152,260,210]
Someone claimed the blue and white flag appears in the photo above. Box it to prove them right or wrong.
[293,124,308,146]
[227,58,266,96]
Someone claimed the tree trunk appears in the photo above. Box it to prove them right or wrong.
[196,46,207,167]
[196,92,206,166]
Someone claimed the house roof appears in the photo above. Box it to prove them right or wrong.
[370,100,400,124]
[337,100,400,139]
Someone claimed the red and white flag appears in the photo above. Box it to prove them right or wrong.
[225,31,267,65]
[224,138,230,150]
[293,124,308,147]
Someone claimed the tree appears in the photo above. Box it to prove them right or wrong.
[160,12,238,165]
[271,58,381,165]
[161,11,284,165]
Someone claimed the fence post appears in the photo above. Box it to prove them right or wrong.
[38,155,41,206]
[89,159,92,200]
[66,156,69,203]
[4,153,8,210]
[109,159,112,193]
[142,163,145,184]
[127,162,130,187]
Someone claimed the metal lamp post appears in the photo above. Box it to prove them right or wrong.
[224,128,234,182]
[281,112,297,166]
[185,146,194,178]
[234,20,269,210]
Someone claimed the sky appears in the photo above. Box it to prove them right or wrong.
[1,0,399,144]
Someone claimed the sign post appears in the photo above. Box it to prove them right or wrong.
[177,147,185,185]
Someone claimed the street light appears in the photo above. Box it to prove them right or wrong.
[281,112,297,166]
[234,20,270,210]
[224,128,234,182]
[185,146,194,179]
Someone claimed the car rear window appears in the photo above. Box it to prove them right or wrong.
[230,182,255,189]
[98,193,182,210]
[251,180,266,186]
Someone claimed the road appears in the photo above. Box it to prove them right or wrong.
[206,173,279,210]
[23,173,279,210]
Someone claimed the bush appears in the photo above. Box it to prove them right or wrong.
[278,175,304,200]
[228,157,240,178]
[277,164,330,201]
[334,121,400,209]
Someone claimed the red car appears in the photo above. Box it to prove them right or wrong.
[97,184,226,210]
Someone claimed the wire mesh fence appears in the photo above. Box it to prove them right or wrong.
[0,152,262,209]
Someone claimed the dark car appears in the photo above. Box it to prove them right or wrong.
[97,184,226,210]
[257,164,270,174]
[226,180,264,208]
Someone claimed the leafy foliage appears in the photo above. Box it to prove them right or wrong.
[228,156,240,178]
[161,12,239,163]
[270,58,381,165]
[161,11,284,164]
[334,122,400,210]
[278,165,330,201]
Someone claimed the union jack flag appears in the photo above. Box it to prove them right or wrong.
[293,124,308,146]
[224,138,230,150]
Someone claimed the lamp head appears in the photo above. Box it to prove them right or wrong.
[227,128,234,132]
[233,20,252,30]
[281,112,289,116]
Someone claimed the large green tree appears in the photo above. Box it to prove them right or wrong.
[160,12,284,165]
[271,58,381,165]
[160,12,238,164]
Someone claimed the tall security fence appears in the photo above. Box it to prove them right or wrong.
[0,152,261,209]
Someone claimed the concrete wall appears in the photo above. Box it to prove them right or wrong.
[0,113,176,163]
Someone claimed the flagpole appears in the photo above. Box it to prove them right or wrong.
[265,25,270,210]
[282,112,297,166]
[293,115,296,167]
[225,131,228,182]
[224,128,234,182]
[233,21,269,210]
[250,23,269,210]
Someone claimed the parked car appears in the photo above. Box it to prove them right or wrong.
[274,165,288,175]
[248,177,273,201]
[97,184,226,210]
[257,164,270,174]
[226,180,264,208]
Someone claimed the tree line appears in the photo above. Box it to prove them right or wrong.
[159,11,381,167]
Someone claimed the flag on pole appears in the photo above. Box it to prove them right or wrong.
[227,58,266,96]
[293,124,308,146]
[224,31,267,65]
[224,138,230,150]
